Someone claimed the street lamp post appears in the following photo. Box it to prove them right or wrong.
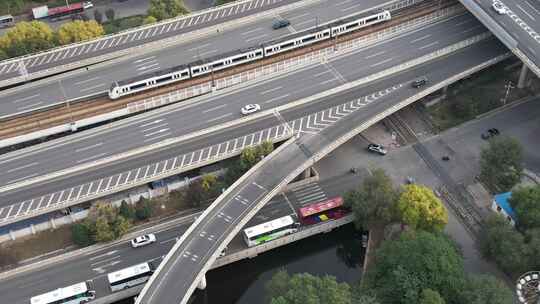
[501,80,515,106]
[59,79,75,130]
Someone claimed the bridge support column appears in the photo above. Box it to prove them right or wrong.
[197,274,207,290]
[518,64,529,89]
[441,85,448,95]
[303,168,311,179]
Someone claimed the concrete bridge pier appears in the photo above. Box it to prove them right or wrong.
[197,274,207,290]
[518,63,529,89]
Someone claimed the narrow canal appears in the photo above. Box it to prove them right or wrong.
[116,224,365,304]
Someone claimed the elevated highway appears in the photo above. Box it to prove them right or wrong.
[135,37,509,304]
[0,14,495,226]
[458,0,540,78]
[0,0,397,118]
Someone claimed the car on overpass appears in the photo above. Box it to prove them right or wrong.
[492,1,507,15]
[367,143,387,155]
[272,19,290,30]
[241,103,261,115]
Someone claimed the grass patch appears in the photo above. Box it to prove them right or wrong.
[102,14,145,35]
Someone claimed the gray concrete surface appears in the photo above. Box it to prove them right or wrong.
[0,14,489,190]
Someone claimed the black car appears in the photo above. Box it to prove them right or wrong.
[272,19,290,30]
[411,76,428,88]
[481,128,500,140]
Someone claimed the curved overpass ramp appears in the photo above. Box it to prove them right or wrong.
[458,0,540,77]
[136,38,509,304]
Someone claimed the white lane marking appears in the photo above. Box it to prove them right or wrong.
[134,56,156,63]
[260,86,282,95]
[76,152,107,164]
[319,78,338,85]
[264,94,290,103]
[10,173,38,184]
[517,4,536,21]
[73,76,100,85]
[419,41,439,50]
[12,94,40,103]
[80,83,106,92]
[75,142,104,152]
[410,34,431,43]
[160,237,179,245]
[137,63,159,71]
[193,49,218,58]
[90,255,122,266]
[313,70,331,77]
[454,19,473,27]
[17,102,43,111]
[138,119,164,128]
[295,19,314,27]
[140,123,169,133]
[287,12,310,20]
[144,128,170,137]
[7,162,39,173]
[370,57,393,67]
[88,250,119,260]
[207,113,233,123]
[341,3,362,11]
[245,33,268,42]
[188,43,211,52]
[525,1,540,15]
[241,27,263,35]
[143,132,171,143]
[365,50,385,59]
[203,103,228,113]
[335,0,353,6]
[137,67,160,75]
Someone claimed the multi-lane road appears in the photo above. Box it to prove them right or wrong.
[0,14,494,223]
[136,35,509,304]
[459,0,540,75]
[0,0,392,118]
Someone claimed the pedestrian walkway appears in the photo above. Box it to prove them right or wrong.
[291,182,327,206]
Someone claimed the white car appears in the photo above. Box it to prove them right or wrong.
[241,103,261,115]
[130,234,156,248]
[83,1,94,9]
[367,144,387,155]
[492,1,507,15]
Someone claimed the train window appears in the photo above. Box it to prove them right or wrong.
[155,75,173,84]
[302,35,316,43]
[182,71,189,77]
[213,61,224,68]
[193,68,200,74]
[365,16,377,23]
[281,41,295,49]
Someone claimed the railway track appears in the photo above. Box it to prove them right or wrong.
[0,0,459,143]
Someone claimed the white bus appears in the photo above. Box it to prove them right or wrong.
[30,281,95,304]
[243,215,300,247]
[0,15,14,28]
[107,262,154,292]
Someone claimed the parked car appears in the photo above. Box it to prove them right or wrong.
[367,143,387,155]
[481,128,500,140]
[492,1,507,15]
[272,19,290,29]
[83,1,94,9]
[411,76,428,88]
[131,234,156,248]
[241,103,261,115]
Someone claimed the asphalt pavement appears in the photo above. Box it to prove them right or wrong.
[136,35,509,304]
[0,14,488,190]
[0,0,389,117]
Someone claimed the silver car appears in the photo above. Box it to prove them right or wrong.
[492,1,507,15]
[130,234,156,248]
[241,104,261,115]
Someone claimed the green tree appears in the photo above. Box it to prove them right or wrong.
[185,180,206,207]
[265,269,290,302]
[119,200,135,220]
[105,8,115,21]
[365,230,465,304]
[266,271,351,304]
[224,161,245,186]
[201,173,217,192]
[143,15,158,25]
[478,215,528,275]
[255,141,274,158]
[94,216,115,242]
[480,136,523,192]
[72,222,94,246]
[57,20,104,45]
[135,197,153,220]
[148,0,189,21]
[419,289,445,304]
[459,275,513,304]
[397,184,448,231]
[344,169,399,230]
[525,228,540,270]
[0,21,55,57]
[113,215,131,237]
[351,295,380,304]
[509,185,540,230]
[94,9,103,24]
[240,146,259,169]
